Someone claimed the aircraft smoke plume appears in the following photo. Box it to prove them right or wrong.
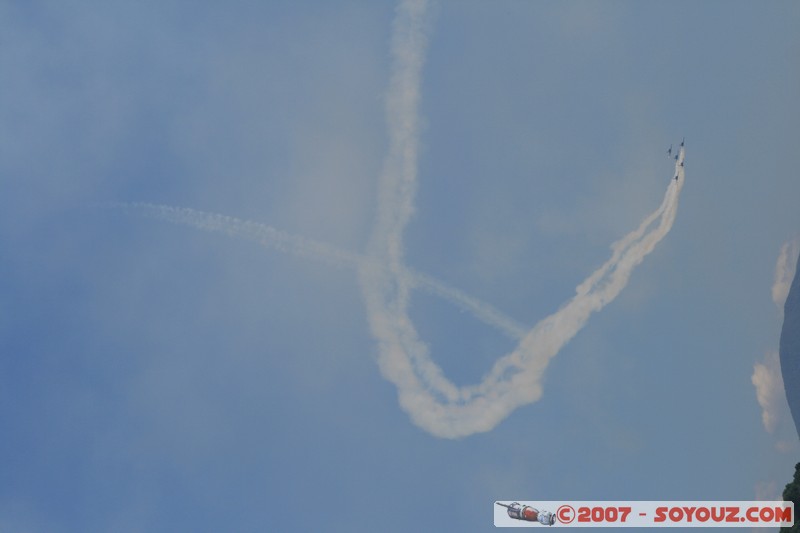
[105,202,528,341]
[357,0,685,438]
[109,0,684,439]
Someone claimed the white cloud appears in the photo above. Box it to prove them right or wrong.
[772,238,799,315]
[755,480,780,501]
[752,351,785,434]
[753,481,785,533]
[751,241,798,441]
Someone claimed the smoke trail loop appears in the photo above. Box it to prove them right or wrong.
[110,0,685,439]
[357,0,686,438]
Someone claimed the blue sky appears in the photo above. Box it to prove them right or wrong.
[1,1,799,531]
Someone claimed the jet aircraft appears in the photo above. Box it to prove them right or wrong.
[672,138,685,180]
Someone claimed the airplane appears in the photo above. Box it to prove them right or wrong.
[667,144,673,157]
[496,502,556,526]
[674,138,685,180]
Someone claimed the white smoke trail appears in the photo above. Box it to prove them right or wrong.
[109,202,362,268]
[359,0,686,438]
[109,0,683,438]
[411,271,527,339]
[105,202,528,340]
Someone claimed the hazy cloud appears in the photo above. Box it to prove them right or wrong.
[751,240,798,440]
[773,238,799,316]
[752,351,785,434]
